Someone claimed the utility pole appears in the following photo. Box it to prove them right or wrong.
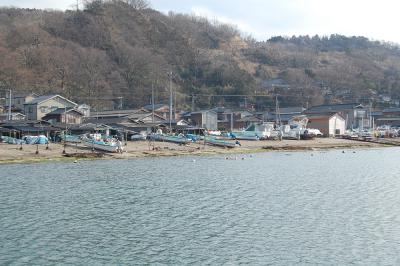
[169,71,173,132]
[8,89,12,121]
[230,112,233,132]
[275,95,281,127]
[151,82,155,123]
[191,94,195,112]
[117,96,123,110]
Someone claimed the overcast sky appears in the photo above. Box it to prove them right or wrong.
[1,0,399,44]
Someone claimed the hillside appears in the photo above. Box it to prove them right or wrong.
[1,0,400,110]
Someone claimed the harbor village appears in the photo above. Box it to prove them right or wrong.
[1,92,400,163]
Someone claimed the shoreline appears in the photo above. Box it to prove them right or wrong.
[0,138,393,165]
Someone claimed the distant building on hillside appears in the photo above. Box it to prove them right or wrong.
[261,79,290,93]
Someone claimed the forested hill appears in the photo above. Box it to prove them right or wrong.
[1,0,400,110]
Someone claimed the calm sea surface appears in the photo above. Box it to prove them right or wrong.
[1,148,400,265]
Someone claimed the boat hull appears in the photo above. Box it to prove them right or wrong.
[84,141,122,153]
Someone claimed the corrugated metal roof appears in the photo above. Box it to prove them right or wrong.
[44,107,83,116]
[24,95,77,106]
[306,103,363,113]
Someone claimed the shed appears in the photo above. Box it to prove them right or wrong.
[307,113,346,137]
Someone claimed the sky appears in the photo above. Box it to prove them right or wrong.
[1,0,399,44]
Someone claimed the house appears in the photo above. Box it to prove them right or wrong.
[374,108,400,127]
[42,107,84,124]
[90,109,166,124]
[307,113,346,137]
[261,78,290,93]
[24,95,78,121]
[211,107,257,130]
[142,103,172,119]
[6,92,38,112]
[0,112,26,122]
[77,104,91,117]
[266,106,306,124]
[305,103,368,129]
[188,110,218,130]
[0,120,55,138]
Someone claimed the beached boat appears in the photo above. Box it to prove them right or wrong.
[280,116,323,140]
[205,137,236,148]
[130,132,147,141]
[231,122,279,140]
[61,134,82,143]
[231,133,260,141]
[148,134,191,144]
[84,139,123,153]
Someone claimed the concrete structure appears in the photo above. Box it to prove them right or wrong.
[24,95,77,121]
[307,113,346,137]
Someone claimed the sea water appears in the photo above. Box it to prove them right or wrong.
[1,148,400,265]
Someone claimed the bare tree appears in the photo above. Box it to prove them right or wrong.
[119,0,149,10]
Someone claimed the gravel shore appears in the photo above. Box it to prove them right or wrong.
[0,138,388,164]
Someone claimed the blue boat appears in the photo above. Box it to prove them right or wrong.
[204,137,236,148]
[149,134,191,144]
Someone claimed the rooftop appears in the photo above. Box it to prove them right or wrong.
[24,95,77,106]
[44,107,84,116]
[305,103,363,113]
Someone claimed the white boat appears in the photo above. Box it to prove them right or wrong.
[232,122,277,140]
[84,138,123,153]
[280,116,323,140]
[85,140,123,152]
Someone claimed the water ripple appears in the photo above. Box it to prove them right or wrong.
[1,148,400,264]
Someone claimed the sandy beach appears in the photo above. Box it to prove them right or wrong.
[0,138,390,164]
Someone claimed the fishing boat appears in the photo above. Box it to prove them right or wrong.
[61,134,82,143]
[130,132,147,141]
[231,122,278,140]
[280,116,323,140]
[204,137,236,148]
[84,139,123,153]
[148,134,191,144]
[231,133,260,141]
